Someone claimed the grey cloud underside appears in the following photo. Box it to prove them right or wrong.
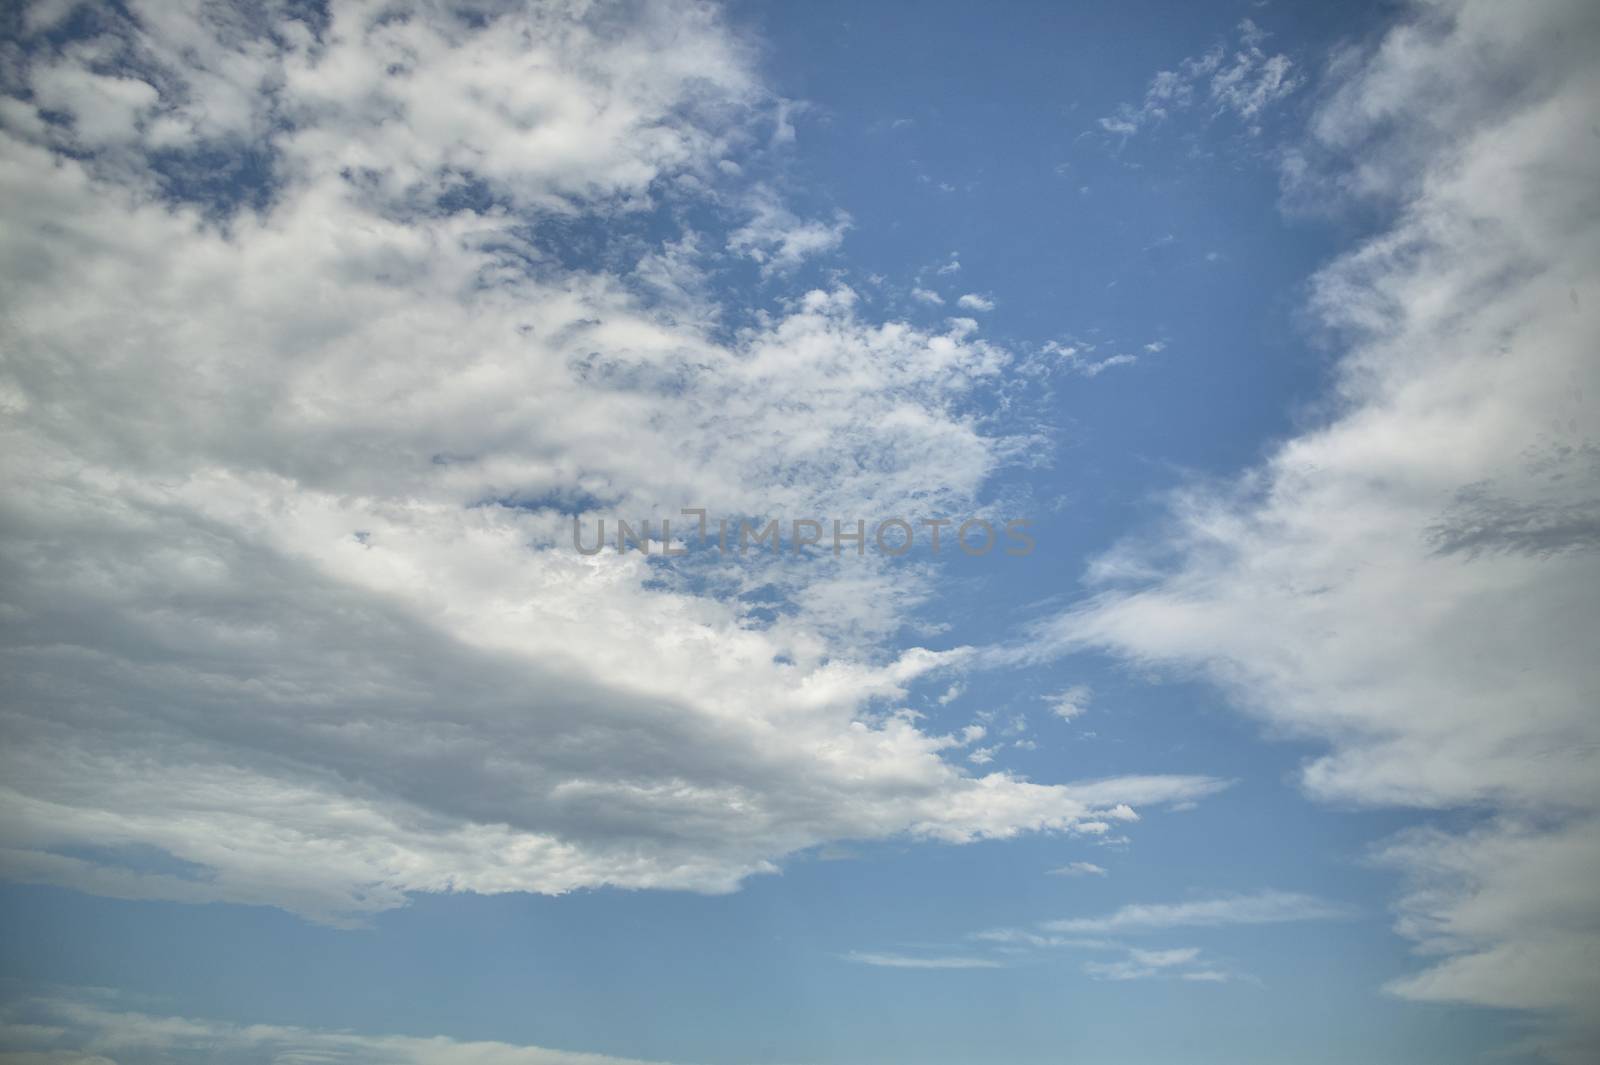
[1427,480,1600,559]
[0,0,1221,923]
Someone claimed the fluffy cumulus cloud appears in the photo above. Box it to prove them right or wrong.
[1058,0,1600,1058]
[0,0,1222,925]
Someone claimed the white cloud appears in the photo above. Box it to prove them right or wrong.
[968,931,1235,983]
[1209,22,1297,126]
[1077,354,1136,377]
[1043,890,1350,933]
[1377,817,1600,1039]
[1058,1,1600,1058]
[1048,861,1106,877]
[910,286,945,305]
[1098,19,1300,138]
[0,0,1223,924]
[1042,341,1137,379]
[727,186,850,274]
[1045,685,1093,720]
[771,97,803,146]
[956,293,995,312]
[844,952,1004,970]
[0,992,686,1065]
[968,928,1115,950]
[1181,969,1231,982]
[1083,946,1206,982]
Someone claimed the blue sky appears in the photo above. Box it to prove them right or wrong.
[1,2,1597,1064]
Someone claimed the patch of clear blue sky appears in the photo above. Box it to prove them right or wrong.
[0,2,1537,1063]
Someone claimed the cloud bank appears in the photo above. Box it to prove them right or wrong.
[0,991,686,1065]
[1059,1,1600,1058]
[0,0,1220,924]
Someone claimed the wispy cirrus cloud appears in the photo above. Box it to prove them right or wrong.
[1042,341,1137,378]
[970,929,1246,983]
[1047,861,1107,877]
[844,951,1005,970]
[1098,19,1300,138]
[968,888,1345,984]
[1083,946,1232,983]
[0,991,686,1065]
[1042,890,1351,934]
